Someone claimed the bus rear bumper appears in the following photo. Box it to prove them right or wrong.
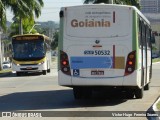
[123,70,141,88]
[58,70,141,88]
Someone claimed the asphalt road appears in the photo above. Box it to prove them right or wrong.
[0,60,159,120]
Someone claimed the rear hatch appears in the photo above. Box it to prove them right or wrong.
[64,5,131,78]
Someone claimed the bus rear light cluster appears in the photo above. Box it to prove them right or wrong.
[124,51,136,76]
[61,60,68,66]
[60,51,71,75]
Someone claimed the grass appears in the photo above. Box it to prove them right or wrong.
[152,58,160,63]
[157,100,160,110]
[0,69,12,74]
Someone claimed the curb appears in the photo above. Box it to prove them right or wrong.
[0,72,12,77]
[147,96,160,120]
[153,96,160,111]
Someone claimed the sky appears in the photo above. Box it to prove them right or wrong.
[6,0,83,22]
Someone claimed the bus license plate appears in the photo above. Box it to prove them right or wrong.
[26,67,32,70]
[91,70,104,75]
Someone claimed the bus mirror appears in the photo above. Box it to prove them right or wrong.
[59,11,64,18]
[151,34,155,44]
[44,43,47,52]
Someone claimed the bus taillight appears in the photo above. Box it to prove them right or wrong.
[62,60,68,66]
[124,51,136,76]
[60,51,71,75]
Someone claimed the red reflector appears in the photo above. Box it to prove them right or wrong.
[62,61,67,65]
[128,61,133,65]
[124,50,136,76]
[60,50,71,76]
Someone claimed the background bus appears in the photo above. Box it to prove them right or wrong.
[58,4,152,99]
[12,34,51,76]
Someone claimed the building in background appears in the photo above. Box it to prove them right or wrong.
[140,0,160,13]
[140,0,160,54]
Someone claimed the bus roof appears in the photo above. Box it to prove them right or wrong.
[61,4,150,25]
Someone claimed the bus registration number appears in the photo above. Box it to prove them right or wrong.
[91,70,104,75]
[26,67,32,70]
[84,50,110,55]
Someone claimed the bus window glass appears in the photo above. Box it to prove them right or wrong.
[12,40,45,60]
[139,18,142,47]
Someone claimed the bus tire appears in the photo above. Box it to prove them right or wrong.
[16,72,21,76]
[42,70,47,75]
[47,69,51,73]
[144,83,150,90]
[83,88,92,99]
[126,90,134,99]
[73,87,83,99]
[135,87,144,99]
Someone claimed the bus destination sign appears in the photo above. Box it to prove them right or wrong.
[15,36,39,40]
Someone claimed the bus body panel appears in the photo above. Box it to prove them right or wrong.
[59,70,141,87]
[64,5,131,38]
[58,71,72,85]
[123,70,141,87]
[67,44,129,78]
[58,4,152,91]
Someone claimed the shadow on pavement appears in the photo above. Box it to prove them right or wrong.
[0,72,43,78]
[0,89,130,111]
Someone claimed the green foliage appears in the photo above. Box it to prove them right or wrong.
[0,0,8,31]
[152,58,160,63]
[152,46,157,51]
[9,17,37,37]
[157,101,160,110]
[51,31,58,50]
[0,0,44,32]
[0,69,12,74]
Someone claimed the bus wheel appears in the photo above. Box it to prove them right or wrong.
[47,69,51,73]
[16,72,21,76]
[42,70,47,75]
[144,83,150,90]
[73,87,83,99]
[134,87,144,99]
[126,90,134,99]
[83,88,92,99]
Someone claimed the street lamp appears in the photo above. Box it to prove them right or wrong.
[29,23,41,34]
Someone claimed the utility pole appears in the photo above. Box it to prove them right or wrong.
[19,18,23,35]
[29,24,41,34]
[0,30,2,70]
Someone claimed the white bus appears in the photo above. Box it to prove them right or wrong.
[58,4,152,99]
[12,34,51,76]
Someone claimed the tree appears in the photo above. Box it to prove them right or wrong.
[9,0,44,34]
[0,0,11,30]
[9,17,37,37]
[84,0,140,9]
[51,31,58,50]
[0,0,44,34]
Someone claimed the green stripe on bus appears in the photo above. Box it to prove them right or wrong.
[132,10,138,70]
[58,16,64,70]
